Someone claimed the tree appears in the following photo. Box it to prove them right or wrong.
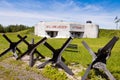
[0,24,32,33]
[0,24,4,33]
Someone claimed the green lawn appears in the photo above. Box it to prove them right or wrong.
[0,29,120,80]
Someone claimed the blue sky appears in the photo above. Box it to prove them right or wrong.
[0,0,120,29]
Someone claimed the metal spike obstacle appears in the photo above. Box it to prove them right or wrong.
[81,36,119,80]
[0,34,27,59]
[16,35,47,67]
[38,37,74,75]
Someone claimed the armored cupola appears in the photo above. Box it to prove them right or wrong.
[86,21,92,23]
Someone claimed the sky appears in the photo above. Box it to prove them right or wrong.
[0,0,120,29]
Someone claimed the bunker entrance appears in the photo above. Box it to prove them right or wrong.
[70,31,84,38]
[46,31,58,37]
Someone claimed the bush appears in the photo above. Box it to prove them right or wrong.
[42,65,68,80]
[0,24,33,33]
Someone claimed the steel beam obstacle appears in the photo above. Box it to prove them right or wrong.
[0,34,27,59]
[38,37,74,75]
[81,36,119,80]
[17,35,47,67]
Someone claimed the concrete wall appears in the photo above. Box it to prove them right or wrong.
[34,21,99,38]
[83,23,99,38]
[35,22,47,37]
[70,24,84,32]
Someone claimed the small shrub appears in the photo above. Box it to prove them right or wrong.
[88,69,107,80]
[42,65,67,80]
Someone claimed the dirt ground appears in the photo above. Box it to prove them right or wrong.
[0,56,50,80]
[0,55,84,80]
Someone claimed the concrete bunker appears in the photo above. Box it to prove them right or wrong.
[70,31,84,38]
[35,21,99,38]
[46,31,58,37]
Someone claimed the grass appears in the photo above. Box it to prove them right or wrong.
[0,29,120,80]
[42,65,67,80]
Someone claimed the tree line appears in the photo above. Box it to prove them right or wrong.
[0,24,33,33]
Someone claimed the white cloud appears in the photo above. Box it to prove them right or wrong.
[0,0,14,10]
[83,4,102,11]
[0,0,120,29]
[0,0,13,7]
[0,11,54,19]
